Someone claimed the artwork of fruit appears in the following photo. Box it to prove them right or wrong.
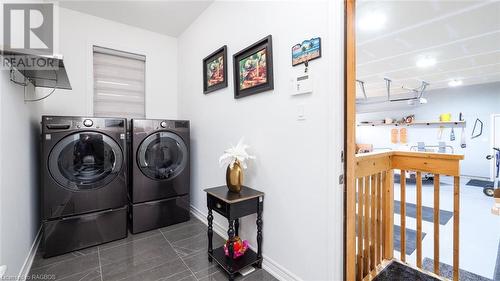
[233,35,273,98]
[203,45,228,94]
[239,48,267,90]
[207,55,224,87]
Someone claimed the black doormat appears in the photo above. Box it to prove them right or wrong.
[394,225,426,255]
[466,179,499,188]
[394,200,454,225]
[373,260,440,281]
[423,258,492,281]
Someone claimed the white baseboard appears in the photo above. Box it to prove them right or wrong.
[190,205,303,281]
[17,226,42,281]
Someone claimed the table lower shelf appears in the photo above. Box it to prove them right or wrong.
[209,246,262,274]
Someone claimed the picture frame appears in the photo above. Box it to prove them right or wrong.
[292,37,321,66]
[203,45,228,94]
[233,35,274,99]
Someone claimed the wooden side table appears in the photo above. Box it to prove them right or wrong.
[205,185,264,280]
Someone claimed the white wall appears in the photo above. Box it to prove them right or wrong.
[357,82,500,178]
[0,67,42,278]
[41,7,178,119]
[0,1,43,277]
[177,1,344,280]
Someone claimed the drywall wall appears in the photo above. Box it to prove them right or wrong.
[177,1,344,280]
[40,7,178,119]
[0,1,43,277]
[0,65,42,279]
[357,82,500,178]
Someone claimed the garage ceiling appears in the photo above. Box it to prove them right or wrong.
[58,1,213,37]
[356,0,500,99]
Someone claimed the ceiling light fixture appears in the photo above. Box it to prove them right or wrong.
[448,80,463,87]
[358,12,386,31]
[416,57,436,68]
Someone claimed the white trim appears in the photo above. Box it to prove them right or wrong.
[326,0,345,280]
[190,205,303,281]
[17,226,42,281]
[491,114,500,181]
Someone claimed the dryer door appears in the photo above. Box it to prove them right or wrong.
[137,131,188,180]
[48,132,123,191]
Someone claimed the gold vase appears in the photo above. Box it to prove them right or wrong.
[226,160,243,193]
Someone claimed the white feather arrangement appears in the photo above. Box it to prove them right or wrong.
[219,138,256,169]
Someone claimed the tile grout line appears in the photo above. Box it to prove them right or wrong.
[160,230,200,281]
[169,232,206,245]
[97,247,104,281]
[97,230,162,252]
[110,255,183,281]
[159,220,201,234]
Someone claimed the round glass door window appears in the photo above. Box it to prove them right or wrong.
[137,132,188,180]
[48,132,123,191]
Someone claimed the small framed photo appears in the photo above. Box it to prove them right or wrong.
[292,37,321,66]
[233,35,274,99]
[203,45,228,94]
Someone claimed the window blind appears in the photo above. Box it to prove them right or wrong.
[93,46,146,119]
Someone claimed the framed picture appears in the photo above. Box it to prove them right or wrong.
[292,37,321,66]
[233,35,273,99]
[203,45,228,94]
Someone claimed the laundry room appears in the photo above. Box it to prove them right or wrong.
[2,1,499,281]
[0,1,343,281]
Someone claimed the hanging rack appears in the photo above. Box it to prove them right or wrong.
[356,79,367,100]
[356,77,429,104]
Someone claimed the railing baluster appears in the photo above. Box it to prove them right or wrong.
[363,176,370,276]
[370,174,376,270]
[453,176,460,281]
[357,177,364,280]
[416,171,423,268]
[374,172,379,265]
[377,172,383,264]
[434,174,440,275]
[400,170,406,262]
[383,169,394,260]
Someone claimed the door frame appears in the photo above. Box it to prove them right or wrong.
[491,114,500,181]
[344,0,357,280]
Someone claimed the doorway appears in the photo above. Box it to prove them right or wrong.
[344,0,500,280]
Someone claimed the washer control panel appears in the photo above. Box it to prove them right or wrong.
[83,119,94,127]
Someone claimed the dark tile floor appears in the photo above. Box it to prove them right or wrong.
[29,218,277,281]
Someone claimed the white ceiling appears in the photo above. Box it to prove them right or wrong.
[356,0,500,99]
[58,0,213,37]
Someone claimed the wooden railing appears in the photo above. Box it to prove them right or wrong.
[351,151,464,281]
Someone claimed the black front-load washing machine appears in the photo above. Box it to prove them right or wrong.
[129,119,190,233]
[41,116,128,257]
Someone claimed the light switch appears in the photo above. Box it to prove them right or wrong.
[297,104,305,120]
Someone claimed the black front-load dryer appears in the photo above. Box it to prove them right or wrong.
[41,116,127,257]
[129,119,190,233]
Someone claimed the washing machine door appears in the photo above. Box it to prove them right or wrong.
[48,132,123,191]
[137,131,188,180]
